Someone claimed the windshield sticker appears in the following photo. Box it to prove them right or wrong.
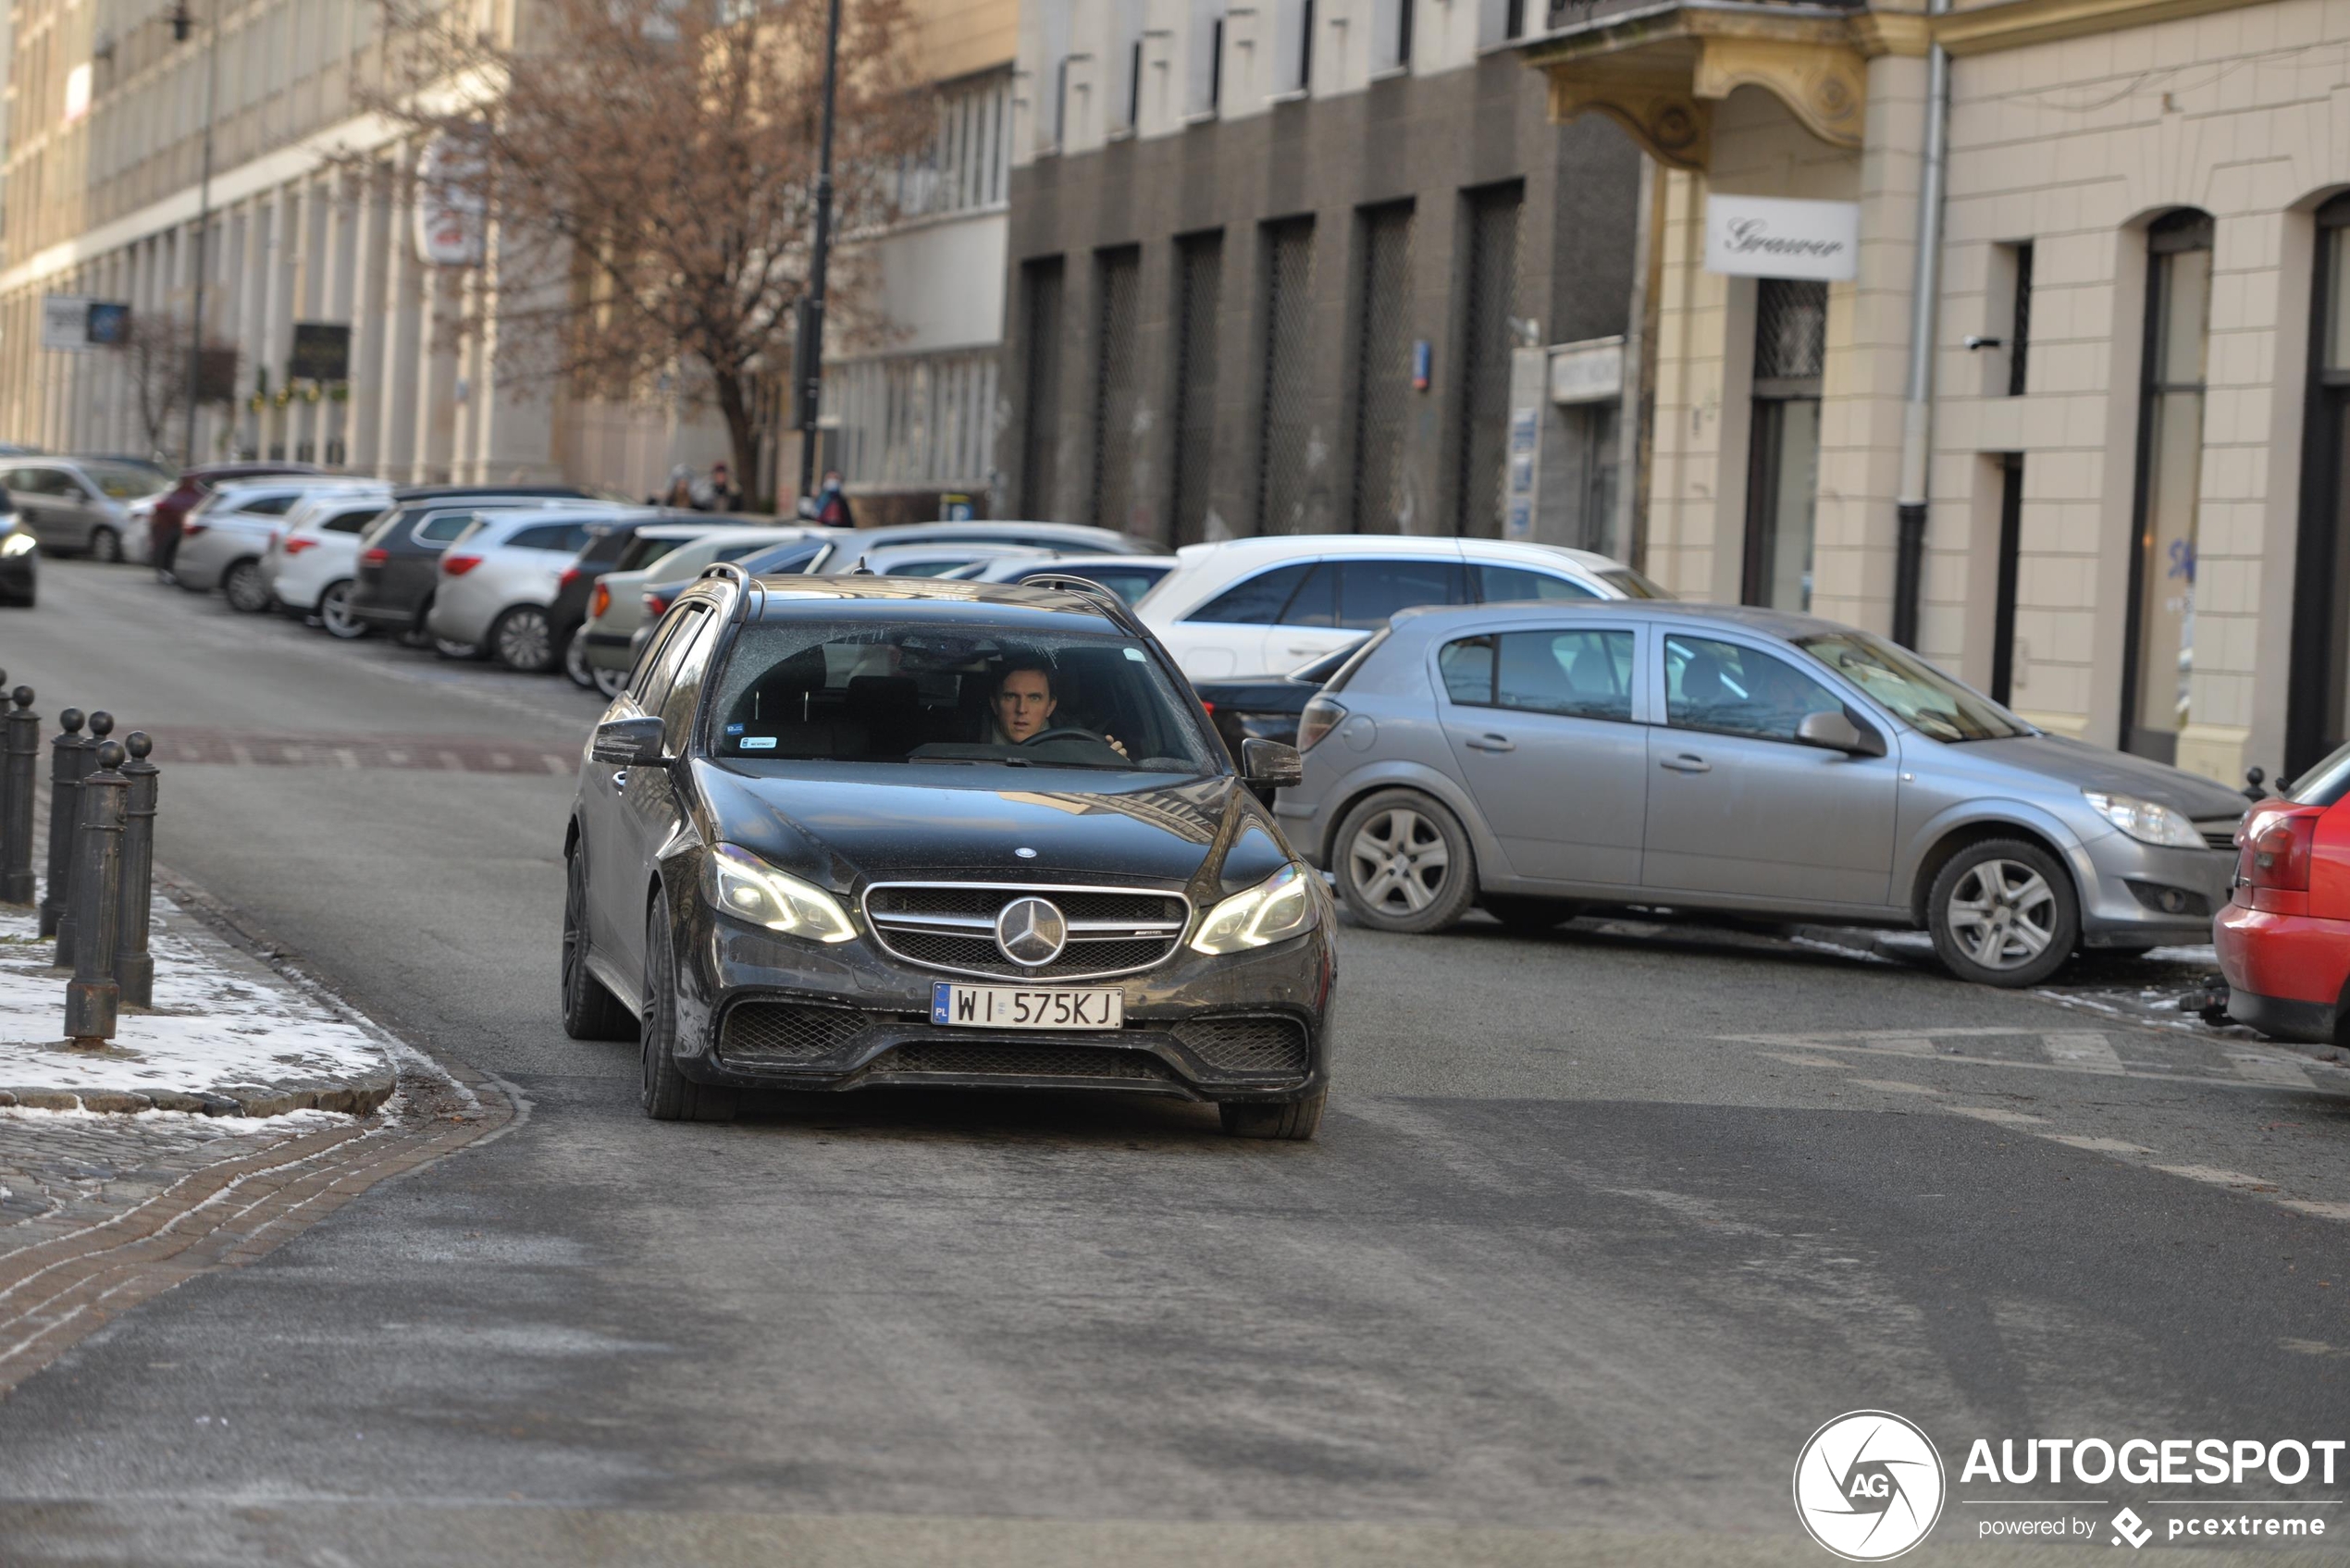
[739,736,776,750]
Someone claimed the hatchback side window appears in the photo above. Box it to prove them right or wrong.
[1439,636,1496,703]
[415,510,477,544]
[1335,560,1466,630]
[509,522,590,552]
[1186,562,1311,623]
[324,509,379,534]
[241,492,298,516]
[1476,564,1599,603]
[1497,630,1636,722]
[1664,635,1846,743]
[1278,562,1339,626]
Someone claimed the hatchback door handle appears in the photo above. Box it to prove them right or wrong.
[611,769,629,792]
[1466,734,1515,753]
[1660,754,1711,773]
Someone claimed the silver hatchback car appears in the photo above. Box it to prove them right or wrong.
[1282,601,2251,987]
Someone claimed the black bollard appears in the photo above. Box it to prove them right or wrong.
[114,732,159,1008]
[53,711,112,966]
[65,740,127,1047]
[40,709,89,939]
[0,686,36,906]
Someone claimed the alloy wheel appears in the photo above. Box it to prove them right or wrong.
[224,562,272,613]
[318,581,367,639]
[1347,807,1453,916]
[592,664,627,699]
[90,527,121,563]
[1943,858,2059,970]
[495,609,554,673]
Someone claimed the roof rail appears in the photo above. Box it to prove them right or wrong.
[1018,573,1148,638]
[699,559,755,623]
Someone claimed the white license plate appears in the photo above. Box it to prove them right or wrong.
[931,982,1124,1031]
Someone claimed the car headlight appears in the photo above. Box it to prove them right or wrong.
[2082,790,2204,849]
[1190,862,1319,955]
[0,531,35,557]
[701,844,857,943]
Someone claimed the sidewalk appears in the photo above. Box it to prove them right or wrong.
[0,894,395,1117]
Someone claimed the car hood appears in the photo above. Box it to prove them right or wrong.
[692,761,1292,902]
[1948,734,2248,821]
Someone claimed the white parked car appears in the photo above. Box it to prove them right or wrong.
[175,476,375,610]
[264,486,395,637]
[1135,535,1671,680]
[425,506,626,672]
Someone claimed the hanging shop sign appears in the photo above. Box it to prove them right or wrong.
[414,130,489,267]
[1704,195,1861,282]
[41,296,130,352]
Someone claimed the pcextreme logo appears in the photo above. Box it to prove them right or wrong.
[1794,1411,1948,1562]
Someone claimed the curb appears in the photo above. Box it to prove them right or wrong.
[0,1081,394,1117]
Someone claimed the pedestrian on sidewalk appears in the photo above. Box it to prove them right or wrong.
[697,463,744,513]
[810,469,855,529]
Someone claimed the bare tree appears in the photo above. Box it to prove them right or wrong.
[364,0,926,493]
[116,316,241,462]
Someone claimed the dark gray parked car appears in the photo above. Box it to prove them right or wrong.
[1281,601,2249,987]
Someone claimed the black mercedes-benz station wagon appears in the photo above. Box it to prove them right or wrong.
[562,568,1336,1138]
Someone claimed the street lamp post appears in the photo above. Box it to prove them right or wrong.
[170,0,220,467]
[794,0,844,502]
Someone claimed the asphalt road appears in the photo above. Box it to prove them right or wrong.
[1,560,2346,1566]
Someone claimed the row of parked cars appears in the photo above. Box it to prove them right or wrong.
[31,454,2318,1022]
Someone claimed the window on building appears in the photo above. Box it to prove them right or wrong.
[1255,217,1317,533]
[1270,0,1313,94]
[1186,0,1226,116]
[2288,194,2350,776]
[896,69,1011,218]
[1019,258,1066,518]
[2121,209,2214,763]
[1350,203,1414,532]
[1107,0,1145,133]
[1455,182,1523,537]
[820,350,1002,494]
[1742,278,1826,611]
[1091,247,1143,533]
[1991,453,2024,707]
[1169,231,1223,544]
[2009,241,2034,397]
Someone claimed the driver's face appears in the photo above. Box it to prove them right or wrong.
[995,669,1057,742]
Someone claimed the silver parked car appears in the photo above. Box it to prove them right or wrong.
[0,457,171,561]
[424,507,623,671]
[1282,600,2251,987]
[174,476,365,608]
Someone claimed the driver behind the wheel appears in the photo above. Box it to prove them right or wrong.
[988,660,1128,758]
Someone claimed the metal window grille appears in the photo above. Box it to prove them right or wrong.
[1255,218,1317,535]
[821,351,1000,490]
[896,69,1012,218]
[1020,258,1066,518]
[1169,232,1223,544]
[1754,279,1827,382]
[1350,204,1414,533]
[2009,241,2034,398]
[1454,184,1521,537]
[1091,247,1144,534]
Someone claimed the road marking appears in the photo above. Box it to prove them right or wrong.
[2227,1050,2318,1091]
[1763,1052,1845,1068]
[2282,1200,2350,1221]
[2152,1164,2279,1192]
[1948,1105,2045,1126]
[2046,1134,2152,1154]
[2040,1031,2126,1074]
[1850,1079,1942,1095]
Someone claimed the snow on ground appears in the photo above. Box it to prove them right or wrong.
[0,900,390,1101]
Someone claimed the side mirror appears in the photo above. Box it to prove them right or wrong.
[591,715,665,765]
[1797,710,1886,758]
[1241,737,1304,790]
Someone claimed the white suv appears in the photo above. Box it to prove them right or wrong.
[1136,536,1669,680]
[265,486,394,637]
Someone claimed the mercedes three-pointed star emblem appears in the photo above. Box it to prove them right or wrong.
[994,896,1068,968]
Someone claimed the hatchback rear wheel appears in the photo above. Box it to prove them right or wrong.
[1332,788,1478,934]
[563,625,598,688]
[88,526,121,563]
[492,606,558,673]
[1927,837,2079,988]
[641,889,735,1122]
[223,560,272,613]
[317,580,368,640]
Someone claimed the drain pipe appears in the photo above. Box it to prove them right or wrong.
[1892,1,1952,650]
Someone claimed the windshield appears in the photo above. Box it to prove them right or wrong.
[81,462,169,499]
[1600,566,1671,600]
[711,621,1217,773]
[1795,629,2029,743]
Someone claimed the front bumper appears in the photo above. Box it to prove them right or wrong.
[2215,899,2350,1043]
[671,911,1337,1104]
[0,552,36,603]
[2073,834,2235,948]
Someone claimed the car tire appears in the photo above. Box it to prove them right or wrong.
[1927,837,2080,989]
[88,526,121,563]
[1219,1089,1325,1141]
[1482,895,1578,933]
[223,560,273,613]
[433,636,483,661]
[1331,788,1478,934]
[490,606,558,673]
[593,664,627,699]
[561,846,637,1042]
[641,888,736,1122]
[563,625,598,689]
[317,580,369,640]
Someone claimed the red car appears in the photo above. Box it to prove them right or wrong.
[2215,746,2350,1043]
[149,461,320,577]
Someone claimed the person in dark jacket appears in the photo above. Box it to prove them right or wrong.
[811,470,855,528]
[698,463,744,512]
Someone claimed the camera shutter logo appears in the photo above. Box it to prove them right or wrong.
[995,897,1068,967]
[1792,1411,1946,1561]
